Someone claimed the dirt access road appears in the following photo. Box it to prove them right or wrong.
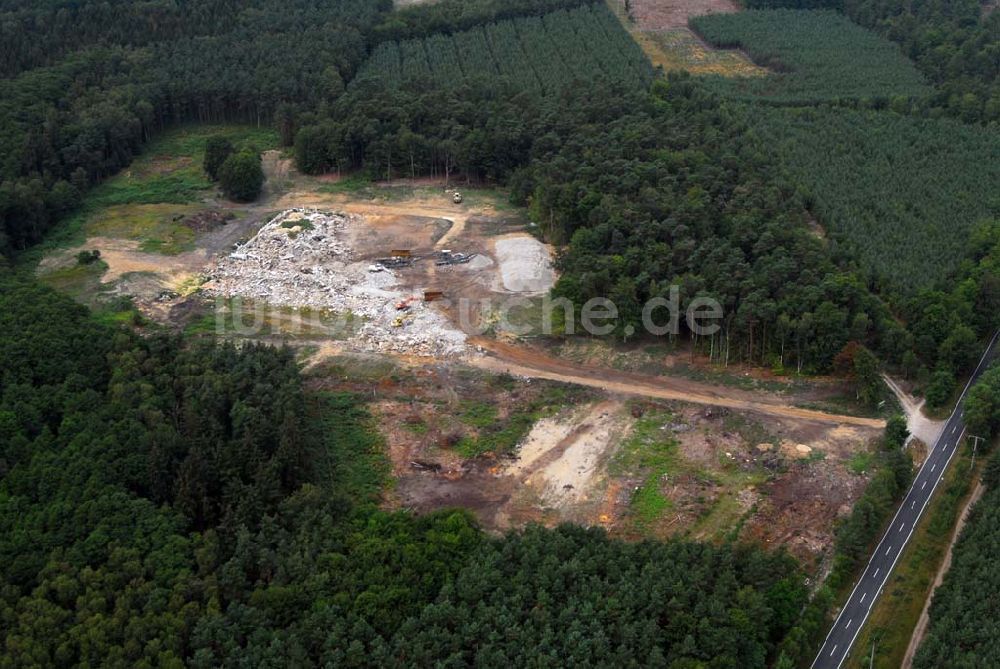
[469,338,885,429]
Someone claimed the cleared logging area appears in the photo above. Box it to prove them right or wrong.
[357,3,653,93]
[691,9,930,103]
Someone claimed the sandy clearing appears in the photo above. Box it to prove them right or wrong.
[41,236,205,287]
[884,374,945,447]
[493,234,556,294]
[469,338,886,429]
[532,403,628,503]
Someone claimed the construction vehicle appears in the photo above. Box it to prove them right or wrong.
[393,312,414,328]
[424,290,444,302]
[436,250,477,266]
[395,296,418,311]
[375,249,415,268]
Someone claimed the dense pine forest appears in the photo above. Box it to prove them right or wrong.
[745,0,1000,123]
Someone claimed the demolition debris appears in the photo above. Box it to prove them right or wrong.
[204,209,467,356]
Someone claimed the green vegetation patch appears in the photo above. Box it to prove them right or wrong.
[313,391,392,502]
[455,383,583,458]
[20,125,278,262]
[37,258,110,303]
[691,10,930,103]
[89,125,279,208]
[745,105,1000,291]
[610,408,773,537]
[610,410,684,529]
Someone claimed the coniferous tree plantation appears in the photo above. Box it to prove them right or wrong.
[691,10,931,103]
[741,105,1000,291]
[357,4,652,93]
[744,0,1000,123]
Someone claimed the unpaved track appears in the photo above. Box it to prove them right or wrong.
[468,338,885,428]
[902,480,985,668]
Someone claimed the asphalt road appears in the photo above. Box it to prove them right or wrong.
[812,331,1000,669]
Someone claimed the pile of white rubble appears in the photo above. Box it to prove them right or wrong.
[204,209,467,356]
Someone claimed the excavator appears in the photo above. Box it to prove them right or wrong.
[395,296,418,311]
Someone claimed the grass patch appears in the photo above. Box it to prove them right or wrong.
[317,174,376,195]
[631,475,672,525]
[454,383,585,459]
[846,451,978,669]
[645,29,766,77]
[610,410,685,531]
[312,392,391,502]
[849,451,875,475]
[611,408,772,538]
[38,259,109,302]
[19,124,279,265]
[458,400,499,428]
[186,297,362,340]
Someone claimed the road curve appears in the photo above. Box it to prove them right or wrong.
[812,331,1000,669]
[468,337,886,429]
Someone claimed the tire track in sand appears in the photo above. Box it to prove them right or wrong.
[468,337,886,429]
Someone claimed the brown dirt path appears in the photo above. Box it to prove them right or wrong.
[468,338,886,429]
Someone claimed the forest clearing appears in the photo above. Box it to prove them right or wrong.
[607,0,764,76]
[310,349,882,569]
[24,121,890,573]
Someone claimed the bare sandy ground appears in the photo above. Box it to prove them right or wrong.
[470,338,886,429]
[506,400,628,503]
[884,374,945,447]
[493,234,556,294]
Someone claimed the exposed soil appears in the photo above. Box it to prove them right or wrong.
[306,343,878,567]
[493,234,556,294]
[884,374,946,447]
[745,454,869,567]
[500,400,631,528]
[623,0,738,30]
[469,337,887,429]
